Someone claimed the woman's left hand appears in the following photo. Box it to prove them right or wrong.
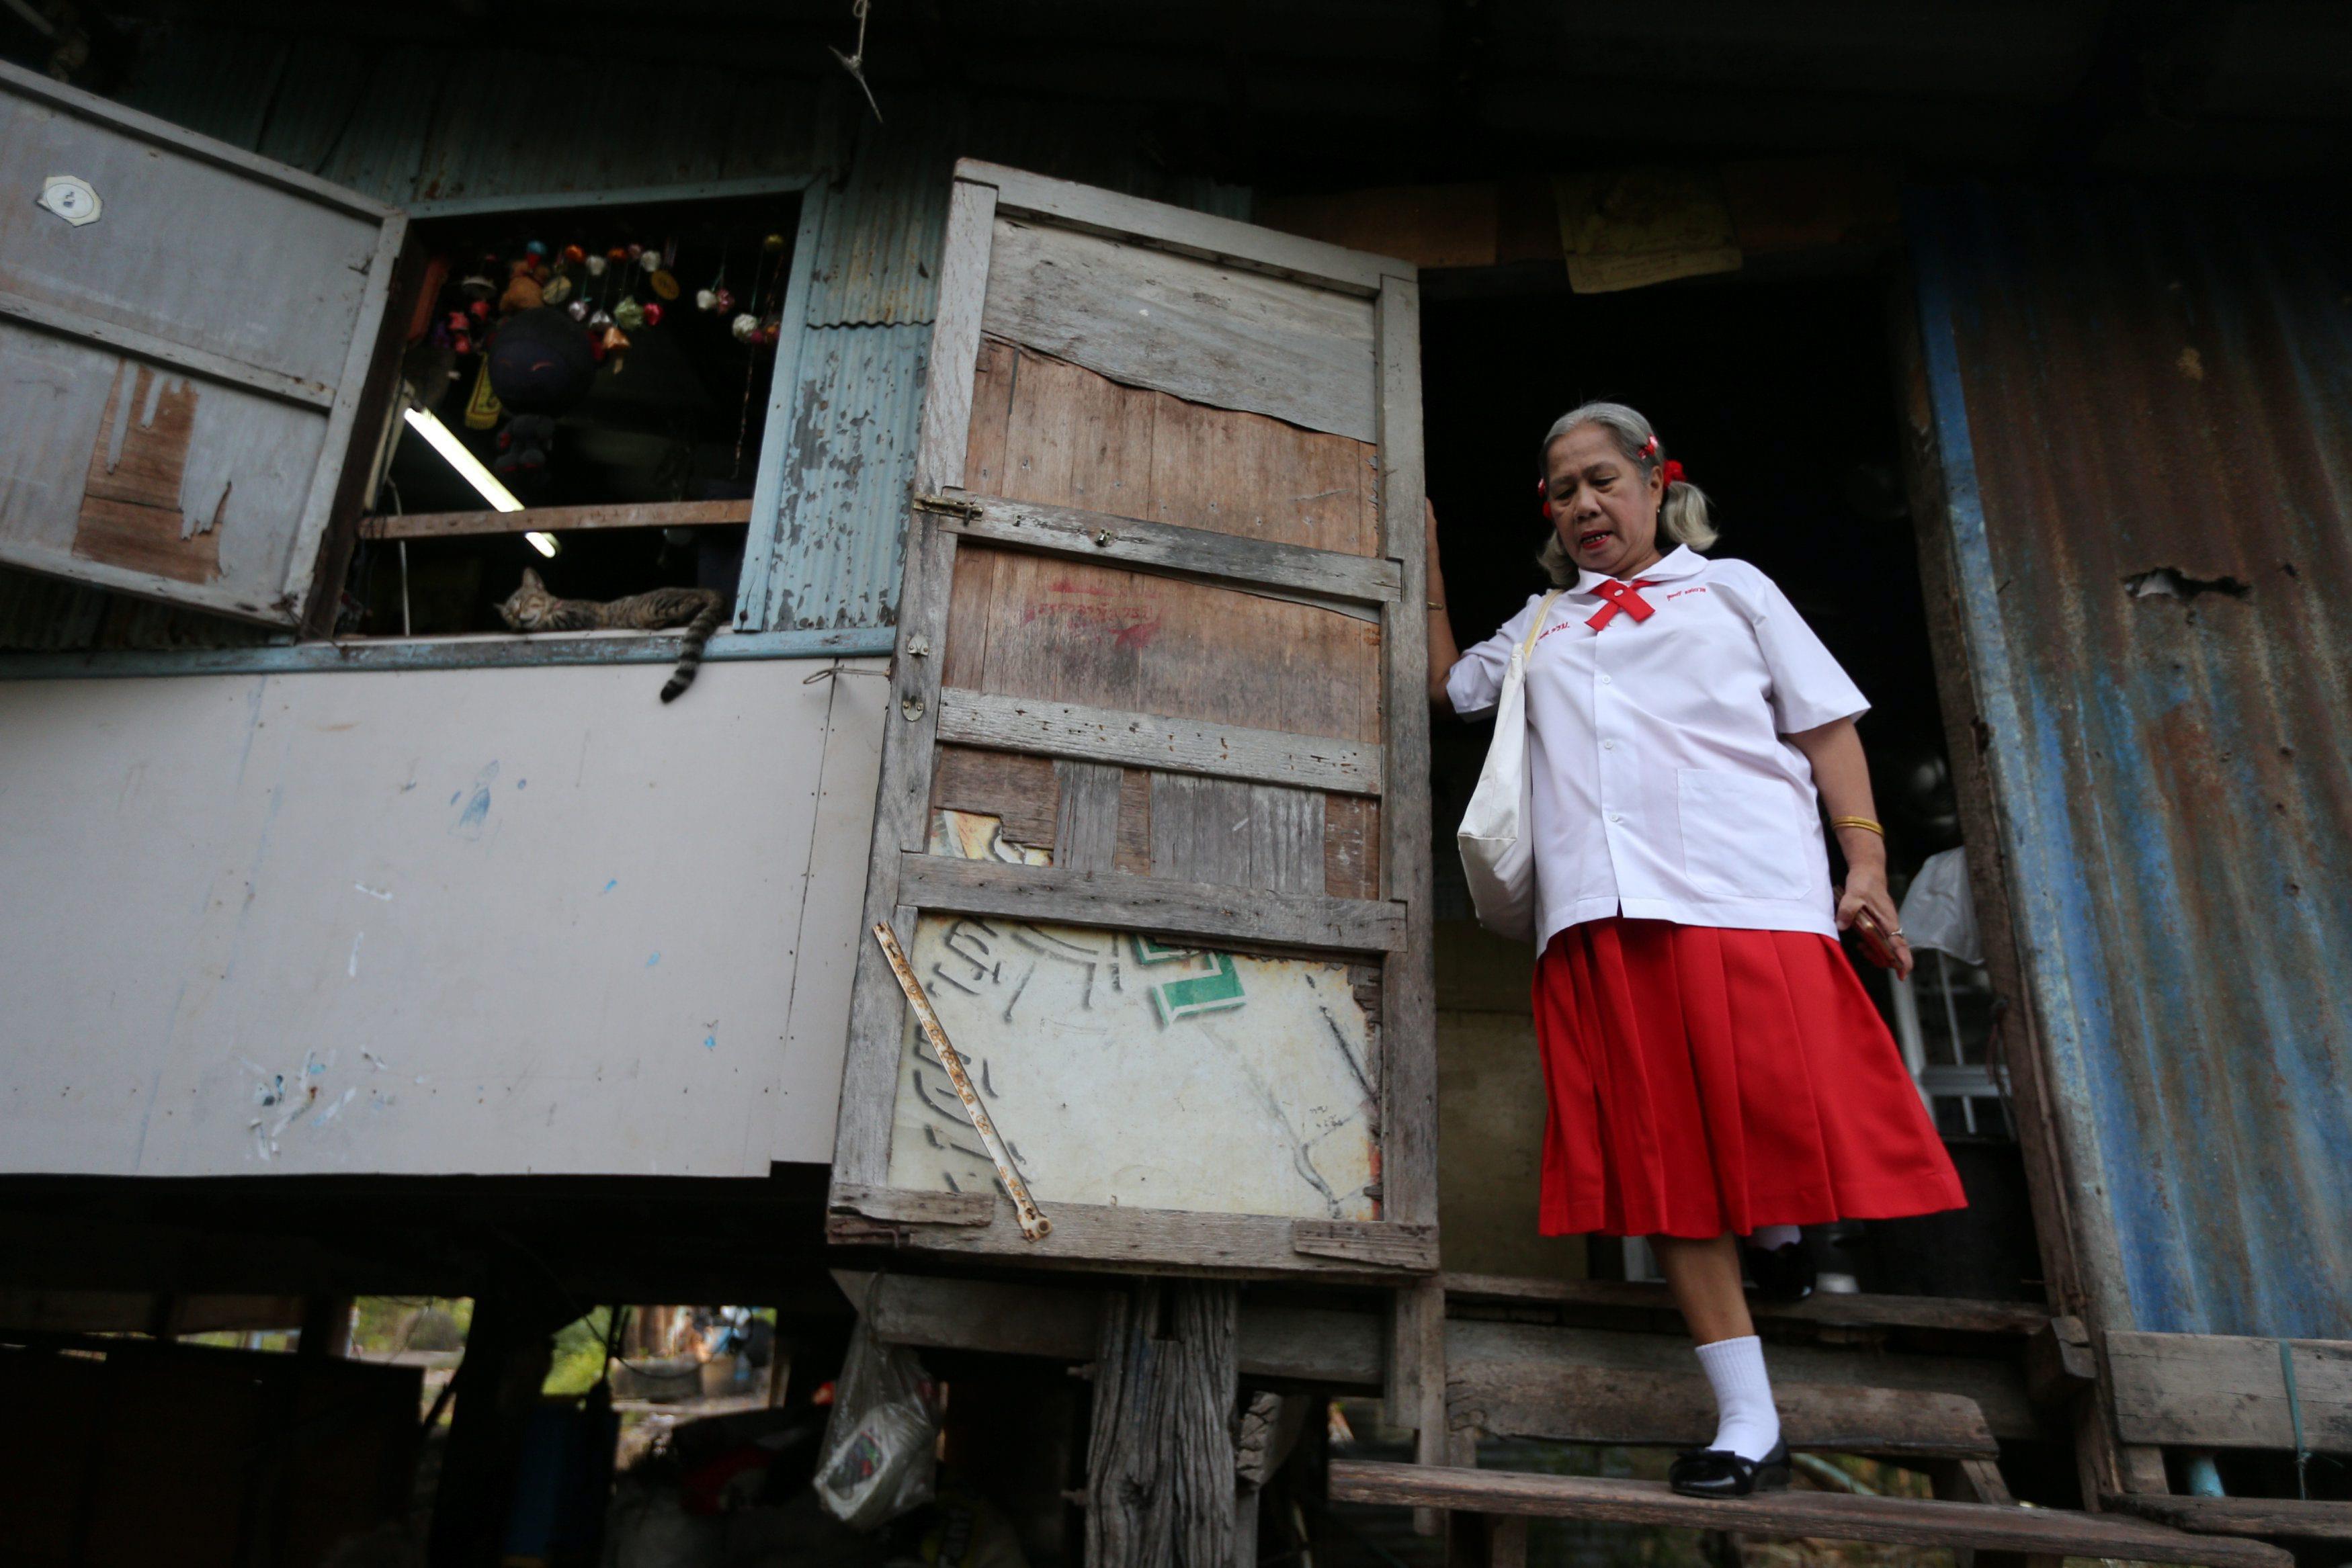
[1836,867,1914,979]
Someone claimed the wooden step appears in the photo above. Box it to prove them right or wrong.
[1441,1272,2052,1337]
[2105,1492,2352,1543]
[1450,1357,1999,1458]
[1328,1461,2294,1568]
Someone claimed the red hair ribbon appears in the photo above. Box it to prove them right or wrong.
[1660,458,1685,488]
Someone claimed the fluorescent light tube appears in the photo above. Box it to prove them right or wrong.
[524,531,560,558]
[403,407,523,513]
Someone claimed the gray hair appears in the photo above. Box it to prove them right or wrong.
[1538,400,1718,585]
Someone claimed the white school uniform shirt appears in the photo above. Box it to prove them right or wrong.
[1445,546,1867,949]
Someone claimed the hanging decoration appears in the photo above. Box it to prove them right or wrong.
[413,214,795,496]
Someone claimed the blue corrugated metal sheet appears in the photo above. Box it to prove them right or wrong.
[763,322,931,630]
[1914,184,2352,1338]
[802,107,960,328]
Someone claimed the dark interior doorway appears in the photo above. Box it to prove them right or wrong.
[1420,267,2044,1301]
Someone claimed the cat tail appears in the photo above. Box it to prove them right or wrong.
[661,595,726,703]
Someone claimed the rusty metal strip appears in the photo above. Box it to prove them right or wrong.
[869,920,1050,1240]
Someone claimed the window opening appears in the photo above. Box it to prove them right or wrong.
[1422,266,2037,1296]
[343,191,801,640]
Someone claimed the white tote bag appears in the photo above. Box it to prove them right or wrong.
[1456,591,1562,943]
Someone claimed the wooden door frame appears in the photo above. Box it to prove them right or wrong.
[825,160,1438,1279]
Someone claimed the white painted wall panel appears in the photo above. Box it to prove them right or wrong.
[0,656,887,1176]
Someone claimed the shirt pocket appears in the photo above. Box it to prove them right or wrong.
[1676,769,1810,900]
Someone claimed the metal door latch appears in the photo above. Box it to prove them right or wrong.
[913,492,982,520]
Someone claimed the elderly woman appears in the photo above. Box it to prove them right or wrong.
[1425,402,1966,1498]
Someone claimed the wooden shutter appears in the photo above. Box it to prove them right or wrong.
[829,161,1433,1276]
[0,60,403,628]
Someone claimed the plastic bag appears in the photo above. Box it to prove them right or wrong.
[1898,846,1982,965]
[815,1290,941,1530]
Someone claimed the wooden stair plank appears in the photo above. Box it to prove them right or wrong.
[1446,1319,2042,1441]
[1328,1461,2294,1568]
[2104,1493,2352,1543]
[1450,1359,1999,1458]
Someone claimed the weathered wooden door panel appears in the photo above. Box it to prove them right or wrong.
[966,342,1384,556]
[939,548,1384,741]
[832,162,1429,1275]
[0,61,403,627]
[979,223,1381,445]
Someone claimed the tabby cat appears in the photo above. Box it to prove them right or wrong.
[497,568,726,703]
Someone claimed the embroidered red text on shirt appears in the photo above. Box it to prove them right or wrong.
[1665,586,1709,601]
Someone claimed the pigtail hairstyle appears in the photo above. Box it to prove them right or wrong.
[1538,401,1717,587]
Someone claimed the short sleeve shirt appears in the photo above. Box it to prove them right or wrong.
[1445,546,1867,947]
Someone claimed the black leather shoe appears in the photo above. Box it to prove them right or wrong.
[1745,1241,1816,1303]
[1669,1438,1792,1498]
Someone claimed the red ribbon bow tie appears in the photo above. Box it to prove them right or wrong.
[1586,577,1659,631]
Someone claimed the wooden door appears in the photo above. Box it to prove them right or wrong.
[829,161,1431,1276]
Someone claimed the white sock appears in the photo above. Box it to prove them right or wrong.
[1694,1335,1781,1461]
[1751,1224,1801,1252]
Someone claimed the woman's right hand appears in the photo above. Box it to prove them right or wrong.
[1425,498,1443,572]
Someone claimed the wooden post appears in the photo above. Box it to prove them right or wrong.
[427,1292,561,1568]
[1931,1456,2062,1568]
[1386,1277,1451,1535]
[298,1295,353,1358]
[1085,1280,1241,1568]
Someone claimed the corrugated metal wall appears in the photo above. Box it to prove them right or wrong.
[3,32,1248,648]
[1914,185,2352,1338]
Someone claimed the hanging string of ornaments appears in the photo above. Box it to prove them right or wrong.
[428,228,791,369]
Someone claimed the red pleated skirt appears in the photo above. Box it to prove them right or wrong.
[1533,917,1968,1239]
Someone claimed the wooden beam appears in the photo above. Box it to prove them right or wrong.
[2023,1314,2097,1407]
[960,159,1406,296]
[1373,270,1437,1243]
[1328,1463,2294,1568]
[895,853,1406,953]
[1292,1221,1436,1270]
[2102,1495,2352,1544]
[835,1270,1096,1361]
[1441,1272,2052,1336]
[827,1183,996,1227]
[831,1197,1429,1276]
[830,177,1001,1194]
[835,1268,1386,1387]
[358,498,754,539]
[930,493,1400,607]
[2107,1330,2352,1452]
[937,689,1383,797]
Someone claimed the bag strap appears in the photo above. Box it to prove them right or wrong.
[1515,591,1564,660]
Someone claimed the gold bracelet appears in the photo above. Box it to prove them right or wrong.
[1426,601,1448,612]
[1831,815,1885,836]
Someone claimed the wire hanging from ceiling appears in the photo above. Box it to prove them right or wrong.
[831,0,884,124]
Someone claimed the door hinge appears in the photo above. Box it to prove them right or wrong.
[913,492,983,520]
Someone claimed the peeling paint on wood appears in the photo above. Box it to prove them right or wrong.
[71,365,218,583]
